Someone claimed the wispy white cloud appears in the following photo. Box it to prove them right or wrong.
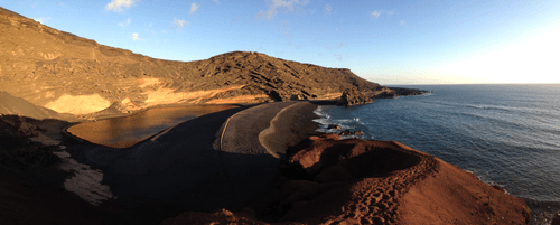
[119,17,131,27]
[255,9,273,19]
[255,0,310,20]
[35,17,52,25]
[335,55,343,62]
[323,42,346,50]
[190,2,199,13]
[287,41,304,49]
[171,17,189,29]
[105,0,137,12]
[324,3,333,16]
[370,10,393,18]
[400,20,405,25]
[309,8,317,15]
[325,4,333,12]
[132,32,140,40]
[281,20,290,36]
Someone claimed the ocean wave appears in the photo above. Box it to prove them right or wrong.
[468,104,517,112]
[313,119,357,129]
[427,101,548,114]
[467,169,512,195]
[312,111,360,128]
[313,106,327,116]
[467,104,555,116]
[312,118,330,125]
[334,119,353,123]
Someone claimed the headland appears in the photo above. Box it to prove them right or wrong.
[0,6,539,225]
[0,100,532,224]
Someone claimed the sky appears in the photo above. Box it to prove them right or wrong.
[2,0,559,85]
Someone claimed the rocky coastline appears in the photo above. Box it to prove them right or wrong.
[0,100,544,225]
[0,6,549,225]
[0,7,431,123]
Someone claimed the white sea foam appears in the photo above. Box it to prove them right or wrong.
[469,104,514,111]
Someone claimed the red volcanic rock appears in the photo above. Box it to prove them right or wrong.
[248,133,530,224]
[160,208,267,225]
[553,216,560,225]
[163,133,530,224]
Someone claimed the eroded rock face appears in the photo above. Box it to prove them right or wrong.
[124,133,530,225]
[247,133,530,224]
[337,87,374,106]
[0,7,386,121]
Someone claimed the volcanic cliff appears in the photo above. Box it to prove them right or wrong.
[0,7,419,121]
[0,7,535,225]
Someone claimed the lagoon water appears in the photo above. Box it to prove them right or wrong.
[314,84,560,202]
[67,104,237,148]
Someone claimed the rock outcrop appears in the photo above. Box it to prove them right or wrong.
[246,133,531,224]
[162,133,531,224]
[339,129,352,136]
[327,124,341,130]
[0,7,431,122]
[337,87,374,106]
[0,8,370,118]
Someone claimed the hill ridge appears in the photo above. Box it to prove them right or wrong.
[0,7,421,121]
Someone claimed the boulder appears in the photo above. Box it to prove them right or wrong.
[327,124,341,130]
[337,87,373,106]
[339,130,352,136]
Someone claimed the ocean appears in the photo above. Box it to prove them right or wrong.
[313,84,560,202]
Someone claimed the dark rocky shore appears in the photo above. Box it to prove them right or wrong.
[0,101,536,225]
[0,6,548,225]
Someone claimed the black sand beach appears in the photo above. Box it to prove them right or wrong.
[1,101,321,224]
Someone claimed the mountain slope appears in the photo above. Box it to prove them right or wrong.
[1,7,398,120]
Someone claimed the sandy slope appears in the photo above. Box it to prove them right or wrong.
[0,91,77,122]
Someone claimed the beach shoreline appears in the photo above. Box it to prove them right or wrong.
[0,100,544,224]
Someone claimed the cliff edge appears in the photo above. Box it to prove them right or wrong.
[0,7,426,121]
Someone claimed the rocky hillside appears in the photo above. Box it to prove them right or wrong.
[0,7,419,120]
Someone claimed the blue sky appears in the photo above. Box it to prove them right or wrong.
[2,0,559,84]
